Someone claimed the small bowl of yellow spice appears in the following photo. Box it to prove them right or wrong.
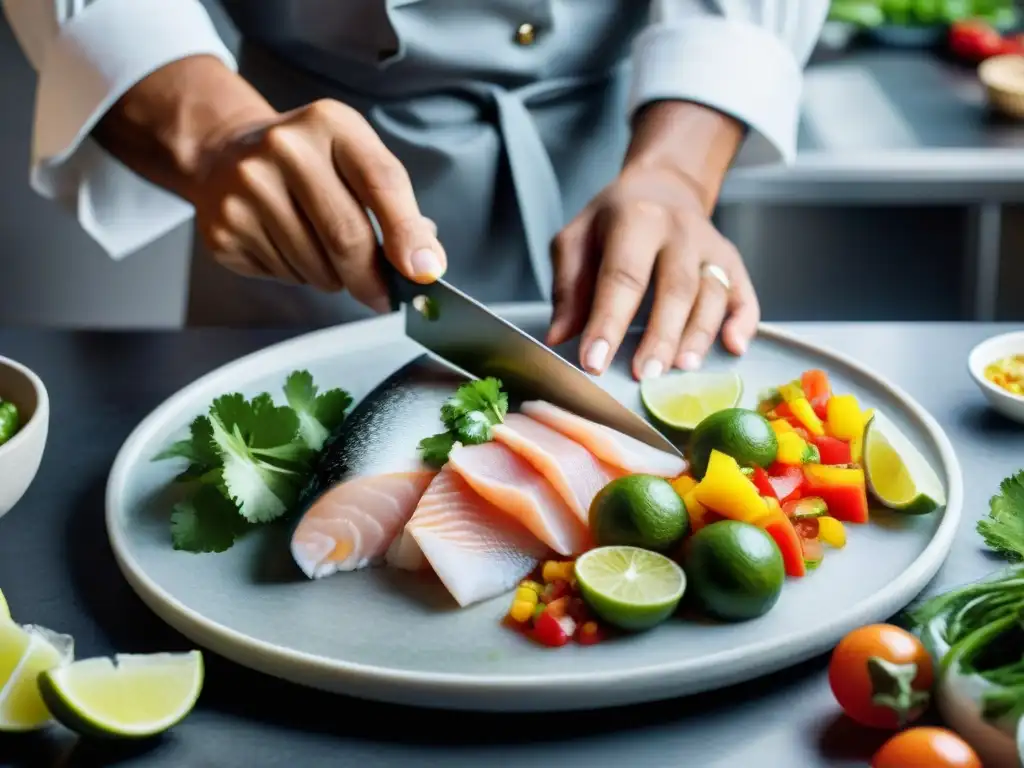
[968,331,1024,424]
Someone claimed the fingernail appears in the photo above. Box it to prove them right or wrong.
[733,338,748,355]
[585,338,610,373]
[410,249,444,280]
[641,359,664,380]
[680,352,702,371]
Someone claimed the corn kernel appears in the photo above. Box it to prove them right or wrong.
[515,586,539,604]
[509,599,535,623]
[818,516,846,548]
[542,560,573,583]
[519,580,543,594]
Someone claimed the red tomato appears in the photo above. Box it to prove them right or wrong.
[750,466,777,499]
[766,463,805,503]
[762,511,805,577]
[949,19,1005,61]
[871,727,981,768]
[828,624,934,729]
[810,435,852,465]
[531,611,571,647]
[800,369,831,403]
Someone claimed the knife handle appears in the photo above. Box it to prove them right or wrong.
[377,246,417,313]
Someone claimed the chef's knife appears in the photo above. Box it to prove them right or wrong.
[380,257,682,456]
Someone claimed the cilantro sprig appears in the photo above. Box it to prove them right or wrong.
[977,469,1024,561]
[154,370,351,553]
[418,377,508,467]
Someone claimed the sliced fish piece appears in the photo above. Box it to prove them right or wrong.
[520,400,687,477]
[406,466,549,607]
[290,356,468,578]
[385,530,428,572]
[447,441,591,556]
[291,471,436,578]
[491,413,623,525]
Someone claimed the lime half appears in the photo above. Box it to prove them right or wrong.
[574,546,686,631]
[0,589,8,621]
[641,371,743,431]
[864,412,946,515]
[0,622,74,732]
[38,651,203,739]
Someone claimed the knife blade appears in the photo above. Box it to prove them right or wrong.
[381,258,682,456]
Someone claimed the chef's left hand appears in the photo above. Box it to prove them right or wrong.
[547,163,759,381]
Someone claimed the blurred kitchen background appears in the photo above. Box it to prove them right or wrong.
[2,0,1024,328]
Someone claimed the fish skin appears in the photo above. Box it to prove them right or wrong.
[290,356,467,578]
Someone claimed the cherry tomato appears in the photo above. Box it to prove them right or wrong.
[871,727,981,768]
[828,623,933,729]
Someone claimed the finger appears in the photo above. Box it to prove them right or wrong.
[203,226,273,280]
[630,244,699,381]
[721,264,760,356]
[547,214,597,348]
[330,114,446,283]
[218,193,303,284]
[676,265,730,371]
[237,158,340,290]
[578,205,666,375]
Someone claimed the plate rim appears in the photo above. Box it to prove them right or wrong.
[105,307,964,708]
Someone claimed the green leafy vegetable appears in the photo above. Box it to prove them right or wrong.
[419,377,508,467]
[977,470,1024,561]
[155,370,352,553]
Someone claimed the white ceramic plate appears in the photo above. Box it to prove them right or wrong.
[106,305,963,712]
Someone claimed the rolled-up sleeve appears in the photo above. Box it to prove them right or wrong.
[628,0,829,166]
[2,0,236,260]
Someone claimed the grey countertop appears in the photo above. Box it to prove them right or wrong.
[0,323,1020,767]
[723,50,1024,203]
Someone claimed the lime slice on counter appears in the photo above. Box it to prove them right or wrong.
[864,412,946,515]
[38,650,204,739]
[574,546,686,631]
[0,622,74,732]
[0,589,9,621]
[641,371,743,431]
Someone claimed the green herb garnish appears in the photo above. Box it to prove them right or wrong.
[418,377,508,467]
[977,469,1024,561]
[155,370,351,553]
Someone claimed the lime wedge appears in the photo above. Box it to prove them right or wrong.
[864,412,946,515]
[38,651,204,739]
[0,622,74,732]
[574,546,686,631]
[0,589,9,621]
[640,371,743,431]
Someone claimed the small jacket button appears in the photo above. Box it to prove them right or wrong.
[515,22,536,46]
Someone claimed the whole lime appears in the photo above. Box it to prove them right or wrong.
[684,520,785,622]
[688,407,778,479]
[589,475,689,552]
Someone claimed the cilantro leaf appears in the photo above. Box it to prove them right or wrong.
[283,370,352,451]
[418,432,456,467]
[153,415,220,481]
[208,394,305,523]
[170,485,250,553]
[977,470,1024,561]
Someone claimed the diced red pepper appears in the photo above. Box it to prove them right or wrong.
[531,610,571,647]
[772,401,803,429]
[761,511,805,578]
[750,466,777,499]
[766,463,805,503]
[812,400,829,422]
[803,464,870,524]
[809,435,852,466]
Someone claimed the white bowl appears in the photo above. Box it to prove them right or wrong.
[967,331,1024,424]
[0,356,49,519]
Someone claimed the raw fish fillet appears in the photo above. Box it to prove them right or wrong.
[520,400,687,477]
[290,356,467,579]
[492,413,623,525]
[405,466,549,607]
[447,441,591,556]
[291,471,435,578]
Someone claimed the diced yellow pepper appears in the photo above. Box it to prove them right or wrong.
[776,431,808,465]
[804,464,864,487]
[826,394,864,441]
[542,561,574,583]
[769,419,794,437]
[789,397,825,436]
[849,433,864,464]
[683,489,707,528]
[509,600,535,623]
[818,516,846,548]
[779,382,804,403]
[693,450,772,525]
[671,475,698,498]
[515,586,539,605]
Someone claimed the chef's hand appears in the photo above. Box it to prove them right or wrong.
[547,102,759,380]
[193,99,446,312]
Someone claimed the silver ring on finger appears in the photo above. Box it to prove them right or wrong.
[700,262,731,292]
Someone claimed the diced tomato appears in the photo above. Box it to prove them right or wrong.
[576,621,606,645]
[543,579,572,603]
[545,596,570,618]
[801,369,830,402]
[949,19,1006,62]
[793,517,820,540]
[813,400,829,422]
[750,466,776,499]
[772,401,802,428]
[762,512,805,577]
[803,465,870,524]
[801,536,824,568]
[766,463,805,503]
[810,435,852,465]
[566,597,592,623]
[531,610,571,647]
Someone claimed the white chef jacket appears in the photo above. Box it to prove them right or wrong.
[3,0,828,327]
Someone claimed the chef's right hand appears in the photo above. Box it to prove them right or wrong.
[193,99,446,312]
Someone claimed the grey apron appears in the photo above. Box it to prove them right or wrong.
[186,1,650,327]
